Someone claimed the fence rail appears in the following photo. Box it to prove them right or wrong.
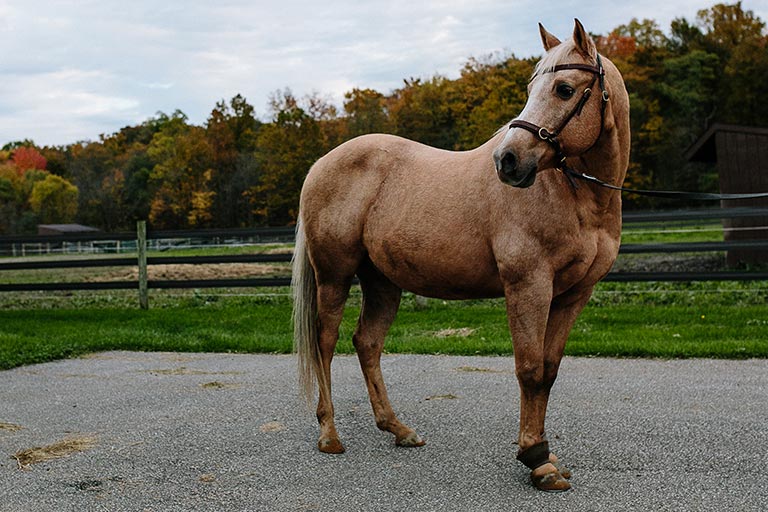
[1,208,767,299]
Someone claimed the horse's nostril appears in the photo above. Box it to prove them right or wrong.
[500,151,518,177]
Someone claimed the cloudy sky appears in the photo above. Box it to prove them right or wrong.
[1,0,765,147]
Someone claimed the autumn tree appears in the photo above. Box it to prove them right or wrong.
[248,89,326,225]
[147,111,216,229]
[11,146,47,174]
[28,174,79,224]
[343,88,391,137]
[206,94,262,227]
[450,54,534,149]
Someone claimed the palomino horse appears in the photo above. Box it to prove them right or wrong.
[292,19,630,492]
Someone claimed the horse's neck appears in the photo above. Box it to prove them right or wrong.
[572,122,629,210]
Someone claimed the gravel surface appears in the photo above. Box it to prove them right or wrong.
[1,352,767,511]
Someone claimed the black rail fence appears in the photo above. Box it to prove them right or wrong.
[1,208,767,297]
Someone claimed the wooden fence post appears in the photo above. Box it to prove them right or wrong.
[137,220,148,310]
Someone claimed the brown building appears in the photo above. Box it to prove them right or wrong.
[37,224,100,236]
[686,124,768,266]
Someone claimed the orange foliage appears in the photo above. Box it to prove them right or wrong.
[11,146,47,175]
[595,33,637,59]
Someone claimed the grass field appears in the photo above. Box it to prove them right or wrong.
[0,282,766,370]
[1,220,766,370]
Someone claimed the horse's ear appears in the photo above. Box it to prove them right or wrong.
[573,18,596,58]
[539,23,561,51]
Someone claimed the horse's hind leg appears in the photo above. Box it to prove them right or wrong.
[354,262,425,447]
[315,278,353,454]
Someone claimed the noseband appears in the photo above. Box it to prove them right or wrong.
[508,53,609,171]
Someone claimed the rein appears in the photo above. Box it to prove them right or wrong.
[560,167,768,201]
[509,53,768,201]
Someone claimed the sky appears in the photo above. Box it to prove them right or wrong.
[1,0,766,147]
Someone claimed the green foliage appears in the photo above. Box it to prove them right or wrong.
[28,174,79,223]
[0,2,765,233]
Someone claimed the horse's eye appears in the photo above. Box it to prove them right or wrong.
[556,84,575,100]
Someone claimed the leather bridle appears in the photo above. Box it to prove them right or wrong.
[508,53,609,171]
[505,53,768,201]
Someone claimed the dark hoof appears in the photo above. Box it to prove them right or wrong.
[318,437,345,454]
[532,470,572,492]
[396,432,426,447]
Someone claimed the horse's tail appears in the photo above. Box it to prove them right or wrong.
[292,218,322,404]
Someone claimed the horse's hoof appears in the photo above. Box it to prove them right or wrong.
[318,437,345,454]
[396,432,426,447]
[531,470,572,492]
[552,460,572,480]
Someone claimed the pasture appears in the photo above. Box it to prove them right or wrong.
[0,211,766,371]
[0,280,766,371]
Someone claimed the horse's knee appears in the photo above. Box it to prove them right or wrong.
[516,361,545,388]
[516,361,559,391]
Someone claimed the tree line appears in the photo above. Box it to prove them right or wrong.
[1,2,765,234]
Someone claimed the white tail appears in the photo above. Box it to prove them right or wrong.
[291,218,321,404]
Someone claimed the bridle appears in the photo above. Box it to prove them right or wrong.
[503,53,768,201]
[508,53,609,175]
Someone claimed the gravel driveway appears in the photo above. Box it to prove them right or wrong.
[1,352,766,511]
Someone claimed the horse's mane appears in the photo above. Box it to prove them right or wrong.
[531,39,597,79]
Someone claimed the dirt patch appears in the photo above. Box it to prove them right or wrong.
[200,381,240,390]
[13,435,97,469]
[0,422,23,432]
[259,421,286,433]
[142,367,245,376]
[425,394,459,401]
[455,366,507,373]
[433,328,476,338]
[87,263,287,282]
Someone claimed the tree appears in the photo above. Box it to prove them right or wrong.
[451,54,534,149]
[344,88,390,137]
[205,95,262,227]
[695,2,768,125]
[11,146,47,174]
[28,174,79,224]
[697,2,765,56]
[247,89,325,225]
[387,76,458,149]
[147,111,216,228]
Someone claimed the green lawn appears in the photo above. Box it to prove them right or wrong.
[1,220,766,370]
[620,221,724,244]
[1,285,766,370]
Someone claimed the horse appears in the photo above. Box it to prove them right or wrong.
[292,19,630,492]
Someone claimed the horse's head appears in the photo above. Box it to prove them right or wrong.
[493,19,617,188]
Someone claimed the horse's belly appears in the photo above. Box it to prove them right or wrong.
[367,241,504,300]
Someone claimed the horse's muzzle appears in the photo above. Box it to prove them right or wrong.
[494,150,537,188]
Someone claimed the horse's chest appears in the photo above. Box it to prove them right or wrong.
[552,232,617,295]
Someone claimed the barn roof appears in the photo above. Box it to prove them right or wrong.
[37,224,100,234]
[686,123,768,163]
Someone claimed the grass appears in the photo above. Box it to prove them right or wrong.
[1,221,766,370]
[620,221,724,244]
[0,284,766,371]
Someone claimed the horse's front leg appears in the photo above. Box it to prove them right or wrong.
[505,278,580,492]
